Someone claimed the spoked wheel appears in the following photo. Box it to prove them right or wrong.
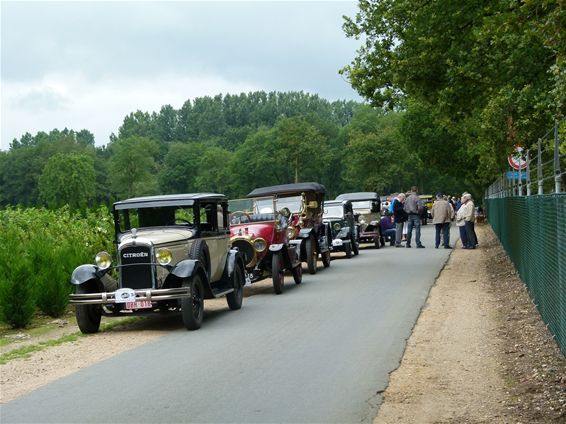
[272,253,284,294]
[75,284,102,334]
[352,236,359,256]
[305,236,318,275]
[226,265,244,310]
[181,275,204,330]
[321,249,331,268]
[345,242,353,258]
[292,263,302,284]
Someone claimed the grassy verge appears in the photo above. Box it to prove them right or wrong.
[0,317,142,365]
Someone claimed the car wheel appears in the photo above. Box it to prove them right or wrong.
[305,236,318,275]
[345,242,353,258]
[189,239,210,280]
[181,275,204,330]
[352,236,359,256]
[292,263,302,284]
[75,284,102,334]
[226,265,243,310]
[272,253,284,294]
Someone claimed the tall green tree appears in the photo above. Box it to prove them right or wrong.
[38,153,96,209]
[108,136,159,199]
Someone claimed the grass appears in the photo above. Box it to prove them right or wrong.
[0,316,143,365]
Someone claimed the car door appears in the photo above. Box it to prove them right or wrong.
[199,201,229,282]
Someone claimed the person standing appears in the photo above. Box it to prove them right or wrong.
[456,193,476,248]
[404,186,425,248]
[462,193,477,248]
[431,193,454,249]
[393,193,408,247]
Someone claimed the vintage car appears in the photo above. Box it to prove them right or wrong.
[335,192,382,249]
[420,194,434,224]
[246,182,331,275]
[69,193,245,333]
[228,195,302,294]
[323,199,359,258]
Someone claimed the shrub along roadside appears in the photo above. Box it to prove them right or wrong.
[0,206,115,328]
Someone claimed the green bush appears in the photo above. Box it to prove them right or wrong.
[0,229,36,328]
[0,206,115,324]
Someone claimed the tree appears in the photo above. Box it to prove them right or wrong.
[341,0,565,185]
[108,136,159,199]
[38,153,96,209]
[158,142,206,194]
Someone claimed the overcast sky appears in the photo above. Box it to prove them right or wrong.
[0,0,362,150]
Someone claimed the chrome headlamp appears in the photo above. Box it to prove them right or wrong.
[155,248,172,265]
[253,238,267,253]
[333,222,342,231]
[95,251,112,270]
[286,227,297,240]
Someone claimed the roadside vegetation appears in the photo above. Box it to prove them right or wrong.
[0,207,113,328]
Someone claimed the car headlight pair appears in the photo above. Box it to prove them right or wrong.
[94,247,173,269]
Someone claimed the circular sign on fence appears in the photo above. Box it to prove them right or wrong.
[508,145,527,170]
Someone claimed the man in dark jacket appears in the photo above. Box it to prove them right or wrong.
[393,193,408,247]
[404,186,425,248]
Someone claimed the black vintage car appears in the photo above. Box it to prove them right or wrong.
[323,200,360,258]
[335,192,382,249]
[246,182,332,274]
[69,193,246,333]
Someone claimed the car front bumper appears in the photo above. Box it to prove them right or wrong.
[69,287,190,305]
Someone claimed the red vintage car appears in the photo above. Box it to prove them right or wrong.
[229,195,302,294]
[246,182,332,275]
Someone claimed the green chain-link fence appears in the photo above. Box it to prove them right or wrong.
[486,194,566,356]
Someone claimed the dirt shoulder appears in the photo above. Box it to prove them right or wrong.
[2,225,565,422]
[375,224,566,423]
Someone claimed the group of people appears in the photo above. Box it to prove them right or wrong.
[378,187,479,249]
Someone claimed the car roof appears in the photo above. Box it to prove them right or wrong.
[335,192,379,201]
[324,200,350,207]
[247,182,326,197]
[113,193,226,210]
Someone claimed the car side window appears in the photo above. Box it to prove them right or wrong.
[199,201,219,234]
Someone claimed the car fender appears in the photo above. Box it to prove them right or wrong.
[225,249,245,278]
[171,259,206,280]
[269,243,284,252]
[71,264,105,286]
[337,227,350,239]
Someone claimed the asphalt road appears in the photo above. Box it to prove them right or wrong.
[1,225,458,424]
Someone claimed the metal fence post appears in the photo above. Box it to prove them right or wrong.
[555,121,562,193]
[538,138,544,195]
[526,149,531,196]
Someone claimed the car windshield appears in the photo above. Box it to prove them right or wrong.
[351,200,372,210]
[117,206,196,233]
[229,197,277,223]
[323,205,343,218]
[276,196,302,213]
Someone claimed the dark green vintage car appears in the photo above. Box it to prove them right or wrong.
[323,200,360,258]
[335,192,382,249]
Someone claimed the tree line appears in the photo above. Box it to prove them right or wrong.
[341,0,565,190]
[0,91,475,209]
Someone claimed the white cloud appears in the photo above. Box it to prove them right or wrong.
[1,72,260,149]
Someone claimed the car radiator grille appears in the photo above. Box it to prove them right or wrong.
[232,239,255,267]
[120,245,154,290]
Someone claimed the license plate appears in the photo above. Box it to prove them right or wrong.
[125,300,152,310]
